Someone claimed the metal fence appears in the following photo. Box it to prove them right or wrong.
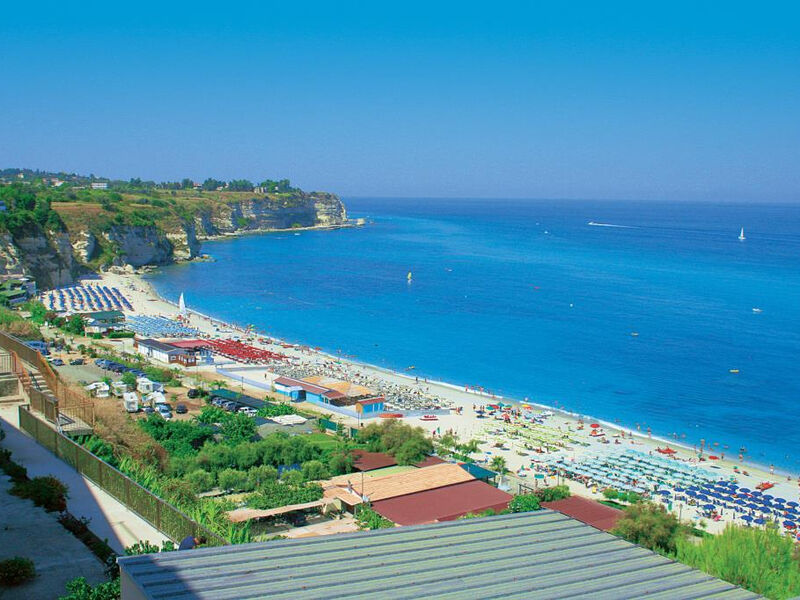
[0,330,94,426]
[18,405,225,545]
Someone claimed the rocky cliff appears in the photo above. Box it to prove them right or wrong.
[0,192,349,289]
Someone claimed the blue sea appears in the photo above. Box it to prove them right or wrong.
[147,198,800,471]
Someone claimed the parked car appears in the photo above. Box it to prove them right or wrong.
[175,404,188,414]
[187,388,200,399]
[50,358,65,366]
[240,407,257,417]
[155,402,172,412]
[156,405,172,419]
[222,401,238,412]
[94,359,109,368]
[69,358,85,365]
[211,397,225,407]
[142,406,154,414]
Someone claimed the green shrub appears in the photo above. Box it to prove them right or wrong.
[217,468,250,492]
[0,449,28,482]
[186,469,216,493]
[247,481,323,510]
[676,525,800,599]
[300,460,330,481]
[0,556,35,586]
[536,485,570,502]
[60,576,120,600]
[355,505,394,530]
[508,494,541,513]
[11,476,68,512]
[246,465,278,490]
[602,488,619,500]
[612,501,685,555]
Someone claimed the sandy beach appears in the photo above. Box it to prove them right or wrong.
[95,269,800,533]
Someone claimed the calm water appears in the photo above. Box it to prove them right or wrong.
[148,198,800,470]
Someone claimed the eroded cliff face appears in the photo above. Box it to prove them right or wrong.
[192,192,347,237]
[0,229,82,288]
[7,193,348,289]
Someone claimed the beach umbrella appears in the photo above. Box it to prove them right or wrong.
[787,501,799,507]
[775,497,787,504]
[739,487,751,493]
[703,504,716,511]
[761,494,773,500]
[754,518,765,525]
[657,490,671,496]
[590,423,600,428]
[783,520,796,529]
[741,515,753,522]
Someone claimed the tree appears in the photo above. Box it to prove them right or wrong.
[217,468,249,492]
[65,314,85,336]
[201,178,225,191]
[227,179,254,192]
[180,178,194,190]
[509,494,541,513]
[221,413,256,446]
[490,456,507,474]
[186,470,215,493]
[394,437,432,465]
[327,450,354,475]
[300,460,330,481]
[121,371,137,388]
[612,502,685,555]
[246,465,278,490]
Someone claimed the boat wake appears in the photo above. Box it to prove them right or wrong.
[587,221,635,229]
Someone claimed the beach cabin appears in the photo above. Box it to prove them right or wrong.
[81,310,125,335]
[273,376,309,401]
[355,397,385,416]
[135,339,194,365]
[111,381,128,397]
[85,381,110,398]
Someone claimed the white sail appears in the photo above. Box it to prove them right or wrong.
[738,227,746,241]
[178,293,186,315]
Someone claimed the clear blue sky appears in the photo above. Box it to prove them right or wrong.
[1,1,798,201]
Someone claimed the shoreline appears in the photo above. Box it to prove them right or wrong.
[100,269,798,483]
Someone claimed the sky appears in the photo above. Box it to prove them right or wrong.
[1,1,799,201]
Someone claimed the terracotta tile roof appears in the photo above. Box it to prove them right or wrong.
[372,480,512,525]
[326,463,475,503]
[352,450,397,472]
[541,496,624,532]
[303,375,375,398]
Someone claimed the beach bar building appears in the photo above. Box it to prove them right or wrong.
[272,375,384,417]
[118,511,758,600]
[134,338,196,366]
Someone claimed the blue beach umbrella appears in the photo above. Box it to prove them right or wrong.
[703,504,716,511]
[754,518,765,525]
[783,520,796,528]
[739,488,751,493]
[741,515,753,522]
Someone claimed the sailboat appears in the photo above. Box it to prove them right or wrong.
[407,271,413,283]
[738,227,746,241]
[178,292,187,316]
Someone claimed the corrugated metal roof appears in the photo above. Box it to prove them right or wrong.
[118,511,761,600]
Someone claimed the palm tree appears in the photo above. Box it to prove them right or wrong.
[490,456,507,475]
[212,380,226,390]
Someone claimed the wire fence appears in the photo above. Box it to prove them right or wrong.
[18,405,225,545]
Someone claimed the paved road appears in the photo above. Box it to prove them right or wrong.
[0,403,169,553]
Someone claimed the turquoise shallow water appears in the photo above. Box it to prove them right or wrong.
[147,198,800,471]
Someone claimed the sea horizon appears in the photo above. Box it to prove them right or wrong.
[147,197,800,471]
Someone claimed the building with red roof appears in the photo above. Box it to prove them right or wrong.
[372,479,512,525]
